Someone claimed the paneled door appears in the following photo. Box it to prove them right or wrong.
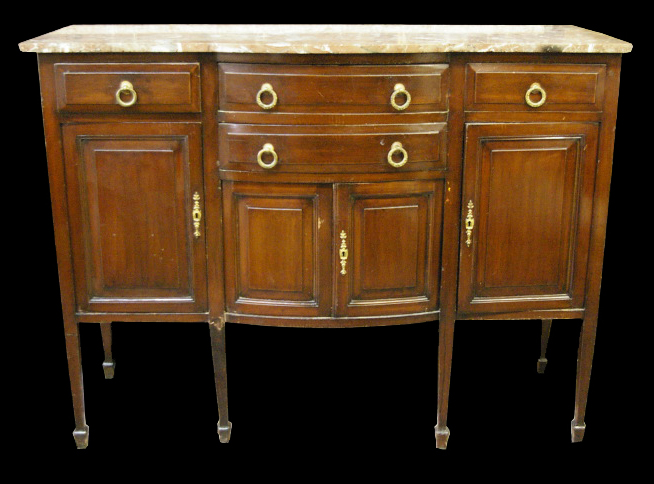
[62,122,207,313]
[335,181,444,317]
[458,123,599,314]
[222,182,333,317]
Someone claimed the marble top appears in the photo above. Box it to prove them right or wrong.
[18,25,632,54]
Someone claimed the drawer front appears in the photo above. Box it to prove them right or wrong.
[465,63,606,111]
[219,63,448,115]
[218,123,446,173]
[54,63,201,112]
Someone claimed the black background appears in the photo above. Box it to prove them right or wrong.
[6,14,648,464]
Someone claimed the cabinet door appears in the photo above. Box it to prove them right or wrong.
[222,182,332,317]
[62,123,207,313]
[458,123,599,314]
[335,181,443,317]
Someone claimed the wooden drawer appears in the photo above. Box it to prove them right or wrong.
[465,63,606,111]
[54,62,201,112]
[218,123,446,173]
[218,63,448,115]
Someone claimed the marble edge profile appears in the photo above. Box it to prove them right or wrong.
[18,40,633,54]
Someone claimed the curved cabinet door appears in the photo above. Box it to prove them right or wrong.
[335,180,443,317]
[222,181,333,317]
[458,123,599,315]
[62,123,207,313]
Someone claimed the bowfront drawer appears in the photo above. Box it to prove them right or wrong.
[54,62,201,112]
[465,63,606,111]
[218,123,446,173]
[218,63,448,116]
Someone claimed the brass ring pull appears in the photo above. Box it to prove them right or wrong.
[387,141,408,168]
[525,82,547,108]
[257,143,279,169]
[256,83,278,110]
[390,83,411,111]
[115,80,137,107]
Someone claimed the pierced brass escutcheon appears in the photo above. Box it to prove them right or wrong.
[192,192,202,238]
[465,200,474,247]
[339,230,348,275]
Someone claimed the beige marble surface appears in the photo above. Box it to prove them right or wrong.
[18,24,632,54]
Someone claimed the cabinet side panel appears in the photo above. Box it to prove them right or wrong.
[37,54,78,329]
[584,55,623,321]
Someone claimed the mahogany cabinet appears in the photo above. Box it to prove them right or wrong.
[18,25,631,449]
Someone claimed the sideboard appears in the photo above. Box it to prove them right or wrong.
[18,25,632,449]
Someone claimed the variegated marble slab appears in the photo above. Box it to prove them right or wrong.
[18,24,632,54]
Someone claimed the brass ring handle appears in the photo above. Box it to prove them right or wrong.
[115,80,137,107]
[390,83,411,111]
[387,141,408,168]
[525,82,547,108]
[256,83,278,110]
[257,143,279,169]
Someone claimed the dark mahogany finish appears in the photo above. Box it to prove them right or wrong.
[335,180,443,317]
[222,181,333,318]
[54,62,202,113]
[465,63,606,111]
[219,63,449,114]
[218,123,446,173]
[458,122,598,315]
[62,122,208,313]
[26,46,626,449]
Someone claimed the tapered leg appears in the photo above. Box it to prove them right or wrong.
[65,321,89,449]
[537,319,553,374]
[571,316,598,442]
[100,322,115,379]
[435,314,455,449]
[210,319,232,443]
